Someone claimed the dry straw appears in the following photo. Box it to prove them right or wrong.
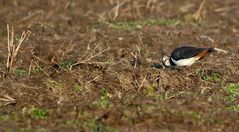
[6,24,30,75]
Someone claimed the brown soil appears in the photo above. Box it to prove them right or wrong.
[0,0,239,131]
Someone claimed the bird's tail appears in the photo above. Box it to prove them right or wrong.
[209,47,228,54]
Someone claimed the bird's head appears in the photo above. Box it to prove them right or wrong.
[162,54,171,67]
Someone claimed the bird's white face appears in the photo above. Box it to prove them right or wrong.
[162,55,171,67]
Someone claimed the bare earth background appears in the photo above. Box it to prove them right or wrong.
[0,0,239,131]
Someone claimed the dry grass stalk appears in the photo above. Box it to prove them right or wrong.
[130,34,143,69]
[6,24,30,75]
[70,41,109,70]
[34,61,50,77]
[146,0,165,13]
[0,95,16,106]
[56,42,75,62]
[112,1,127,20]
[28,59,34,76]
[137,75,147,91]
[193,0,206,22]
[200,86,211,94]
[113,1,120,20]
[130,50,139,69]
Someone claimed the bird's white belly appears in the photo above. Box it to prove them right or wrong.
[171,57,198,66]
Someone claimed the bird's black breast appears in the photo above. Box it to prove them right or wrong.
[171,46,208,61]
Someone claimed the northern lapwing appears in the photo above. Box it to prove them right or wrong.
[162,46,228,68]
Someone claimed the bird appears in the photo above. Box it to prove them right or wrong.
[162,45,228,68]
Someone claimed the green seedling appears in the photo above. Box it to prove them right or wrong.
[93,88,112,108]
[146,83,158,96]
[64,119,81,127]
[84,119,116,132]
[45,79,64,89]
[13,68,27,77]
[189,112,204,124]
[40,22,54,30]
[196,69,223,82]
[226,105,239,112]
[173,111,204,125]
[98,18,181,30]
[31,66,43,73]
[164,90,176,100]
[59,60,76,69]
[219,83,239,112]
[172,111,184,120]
[106,57,115,65]
[27,107,48,120]
[74,84,83,93]
[161,128,172,132]
[146,83,176,100]
[223,83,239,101]
[145,105,157,113]
[183,14,205,26]
[63,111,91,127]
[0,115,10,122]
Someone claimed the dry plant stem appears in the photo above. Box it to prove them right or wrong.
[199,35,215,43]
[28,59,34,76]
[20,10,43,23]
[112,0,127,20]
[78,40,92,61]
[57,42,75,61]
[6,24,11,72]
[130,52,138,68]
[34,62,50,78]
[137,34,143,46]
[84,42,102,61]
[146,0,153,8]
[214,48,228,54]
[70,48,109,69]
[85,48,109,62]
[86,74,101,84]
[70,42,109,70]
[200,86,211,94]
[113,1,120,20]
[32,54,48,64]
[193,0,206,22]
[138,75,147,91]
[131,35,143,69]
[6,24,30,74]
[0,95,16,106]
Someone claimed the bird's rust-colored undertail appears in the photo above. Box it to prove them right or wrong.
[196,50,210,60]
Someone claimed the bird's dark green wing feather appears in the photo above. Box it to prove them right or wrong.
[171,46,209,61]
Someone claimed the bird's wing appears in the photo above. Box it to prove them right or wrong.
[171,46,209,61]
